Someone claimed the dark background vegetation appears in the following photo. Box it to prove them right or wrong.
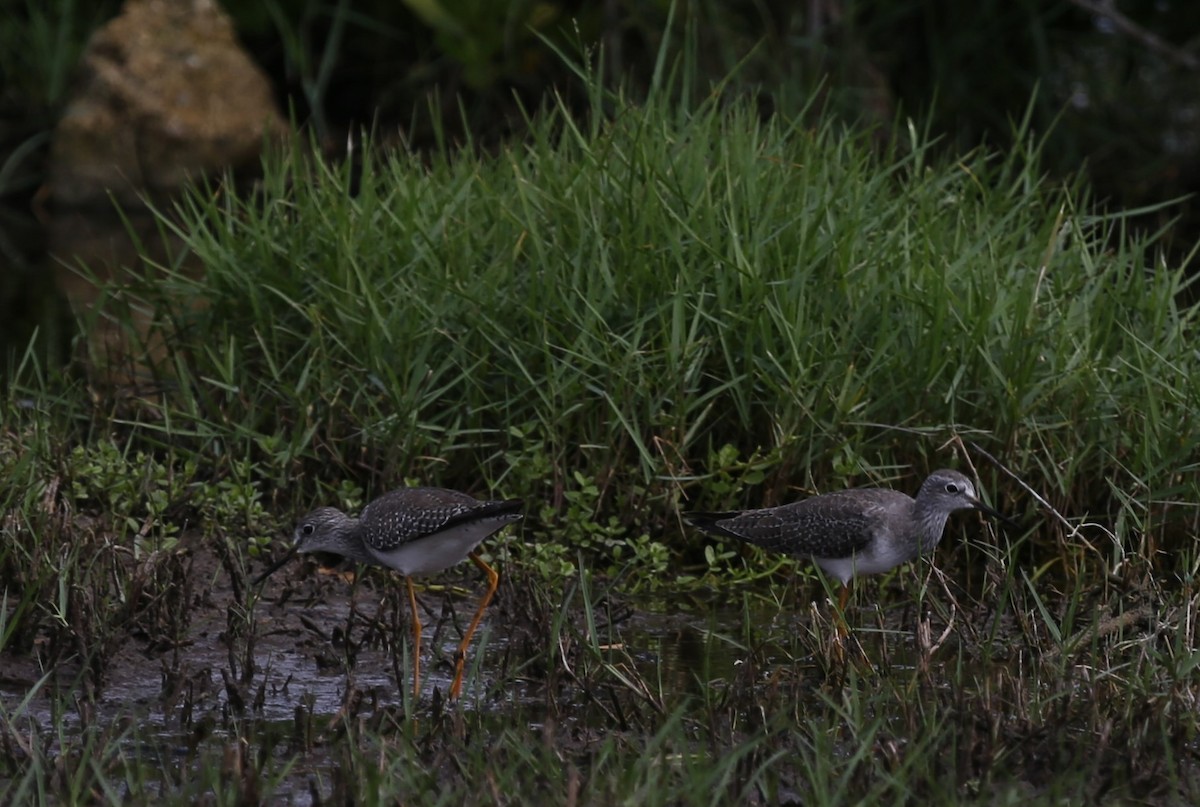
[4,0,1200,363]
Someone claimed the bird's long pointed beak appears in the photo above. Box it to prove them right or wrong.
[969,497,1019,529]
[253,542,300,587]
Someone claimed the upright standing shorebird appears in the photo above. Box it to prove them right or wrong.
[256,487,523,700]
[686,469,1006,618]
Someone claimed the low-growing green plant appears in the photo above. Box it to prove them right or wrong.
[67,441,196,557]
[196,457,277,555]
[696,443,770,503]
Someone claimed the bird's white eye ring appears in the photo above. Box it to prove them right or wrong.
[302,524,315,536]
[944,483,961,494]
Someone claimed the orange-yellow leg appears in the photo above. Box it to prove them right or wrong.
[827,583,852,665]
[406,576,422,700]
[449,550,500,700]
[835,583,852,639]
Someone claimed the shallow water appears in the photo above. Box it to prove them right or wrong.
[0,553,1008,805]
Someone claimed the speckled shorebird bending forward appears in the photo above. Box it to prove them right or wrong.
[686,469,1005,616]
[256,487,523,700]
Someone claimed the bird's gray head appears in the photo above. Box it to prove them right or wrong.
[293,506,359,555]
[909,469,1005,553]
[252,506,367,587]
[918,469,1007,521]
[918,470,980,513]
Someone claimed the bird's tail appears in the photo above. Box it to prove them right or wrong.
[683,511,742,540]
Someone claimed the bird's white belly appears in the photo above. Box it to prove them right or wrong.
[369,517,513,576]
[813,540,920,584]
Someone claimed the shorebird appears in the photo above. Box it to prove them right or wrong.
[256,487,523,700]
[686,469,1006,616]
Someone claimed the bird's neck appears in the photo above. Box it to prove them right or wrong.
[911,502,951,552]
[336,517,376,564]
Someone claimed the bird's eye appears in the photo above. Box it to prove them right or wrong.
[944,483,961,494]
[301,524,315,536]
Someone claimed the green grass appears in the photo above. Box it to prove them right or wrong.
[142,74,1199,569]
[2,60,1200,804]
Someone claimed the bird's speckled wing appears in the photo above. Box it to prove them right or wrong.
[359,487,523,552]
[689,488,910,560]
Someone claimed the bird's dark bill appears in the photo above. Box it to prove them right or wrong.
[253,548,358,587]
[971,498,1018,528]
[252,544,299,586]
